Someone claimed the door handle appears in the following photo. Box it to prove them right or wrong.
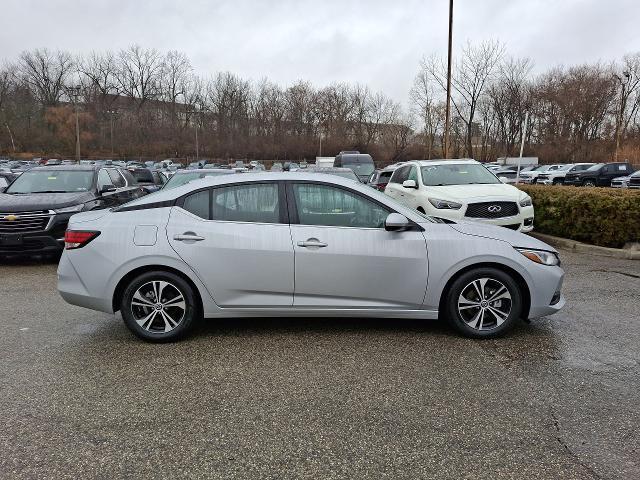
[174,233,205,242]
[297,239,328,248]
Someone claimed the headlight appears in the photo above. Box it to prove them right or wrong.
[519,196,532,207]
[516,248,559,266]
[428,198,462,209]
[54,204,85,214]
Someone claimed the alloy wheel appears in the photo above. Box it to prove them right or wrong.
[130,280,186,333]
[457,278,512,331]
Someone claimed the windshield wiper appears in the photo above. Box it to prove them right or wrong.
[30,190,70,193]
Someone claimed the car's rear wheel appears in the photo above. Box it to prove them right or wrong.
[552,178,563,185]
[120,271,199,342]
[445,268,522,338]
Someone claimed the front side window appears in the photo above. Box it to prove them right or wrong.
[212,183,279,223]
[390,166,410,184]
[107,169,125,188]
[407,166,419,183]
[293,183,389,229]
[0,177,8,188]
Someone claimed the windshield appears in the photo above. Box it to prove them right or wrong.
[163,171,231,189]
[341,156,375,177]
[6,170,94,193]
[421,164,500,186]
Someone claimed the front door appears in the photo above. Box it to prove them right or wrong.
[288,182,429,308]
[167,182,294,307]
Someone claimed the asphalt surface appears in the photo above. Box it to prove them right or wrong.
[0,250,638,480]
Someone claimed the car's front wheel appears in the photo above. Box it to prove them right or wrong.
[120,271,199,342]
[583,179,596,187]
[445,268,523,338]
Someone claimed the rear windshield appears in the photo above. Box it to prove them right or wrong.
[6,170,94,193]
[131,169,154,183]
[340,155,375,176]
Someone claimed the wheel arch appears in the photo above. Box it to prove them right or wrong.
[437,262,531,320]
[112,264,204,315]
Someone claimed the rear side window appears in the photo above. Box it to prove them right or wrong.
[183,190,210,219]
[212,183,280,223]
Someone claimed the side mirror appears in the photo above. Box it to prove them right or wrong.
[402,180,418,189]
[385,213,410,232]
[99,185,117,195]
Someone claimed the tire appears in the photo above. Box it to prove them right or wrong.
[552,178,563,185]
[583,179,596,187]
[444,268,523,338]
[120,271,199,342]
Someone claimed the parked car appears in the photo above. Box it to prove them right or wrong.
[368,166,398,191]
[161,169,238,190]
[611,175,632,188]
[127,167,166,192]
[627,170,640,189]
[0,166,146,255]
[518,164,565,184]
[57,171,565,342]
[564,162,635,187]
[537,163,594,185]
[384,160,534,232]
[271,162,284,171]
[492,168,519,184]
[305,167,360,182]
[334,152,375,182]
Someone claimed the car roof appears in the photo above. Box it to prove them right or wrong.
[172,168,236,175]
[405,158,479,167]
[121,172,383,208]
[306,167,354,172]
[29,165,102,172]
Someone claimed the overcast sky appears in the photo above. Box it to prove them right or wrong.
[2,0,639,104]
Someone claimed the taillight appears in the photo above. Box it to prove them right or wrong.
[64,230,100,250]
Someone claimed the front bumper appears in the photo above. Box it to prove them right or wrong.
[528,265,565,318]
[0,213,72,255]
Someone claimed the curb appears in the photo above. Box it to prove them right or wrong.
[529,232,640,261]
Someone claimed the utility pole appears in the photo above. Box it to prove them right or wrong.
[613,71,631,161]
[443,0,454,159]
[68,85,82,161]
[319,131,322,157]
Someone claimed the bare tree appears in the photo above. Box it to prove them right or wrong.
[17,49,74,106]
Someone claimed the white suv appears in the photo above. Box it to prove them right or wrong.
[537,163,594,185]
[518,164,565,184]
[384,160,534,232]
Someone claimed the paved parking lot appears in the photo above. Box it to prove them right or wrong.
[0,249,638,480]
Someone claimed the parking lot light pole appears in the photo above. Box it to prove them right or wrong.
[613,71,631,161]
[443,0,454,159]
[68,85,82,161]
[107,110,118,157]
[516,110,529,184]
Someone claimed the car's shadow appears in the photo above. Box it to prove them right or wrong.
[0,254,60,266]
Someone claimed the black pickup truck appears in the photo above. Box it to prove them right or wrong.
[0,166,146,255]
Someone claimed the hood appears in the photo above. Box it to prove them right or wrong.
[426,183,525,201]
[0,191,95,213]
[449,221,557,252]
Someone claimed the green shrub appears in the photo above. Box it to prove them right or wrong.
[518,185,640,248]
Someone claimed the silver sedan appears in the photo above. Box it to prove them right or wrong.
[57,172,565,342]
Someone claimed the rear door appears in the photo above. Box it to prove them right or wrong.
[167,182,294,307]
[288,181,429,308]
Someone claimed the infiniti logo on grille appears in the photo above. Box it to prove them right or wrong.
[487,205,502,213]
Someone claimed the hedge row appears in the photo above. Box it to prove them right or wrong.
[518,185,640,248]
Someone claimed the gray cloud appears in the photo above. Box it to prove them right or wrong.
[2,0,639,104]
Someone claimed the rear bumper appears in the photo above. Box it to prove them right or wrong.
[57,252,114,313]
